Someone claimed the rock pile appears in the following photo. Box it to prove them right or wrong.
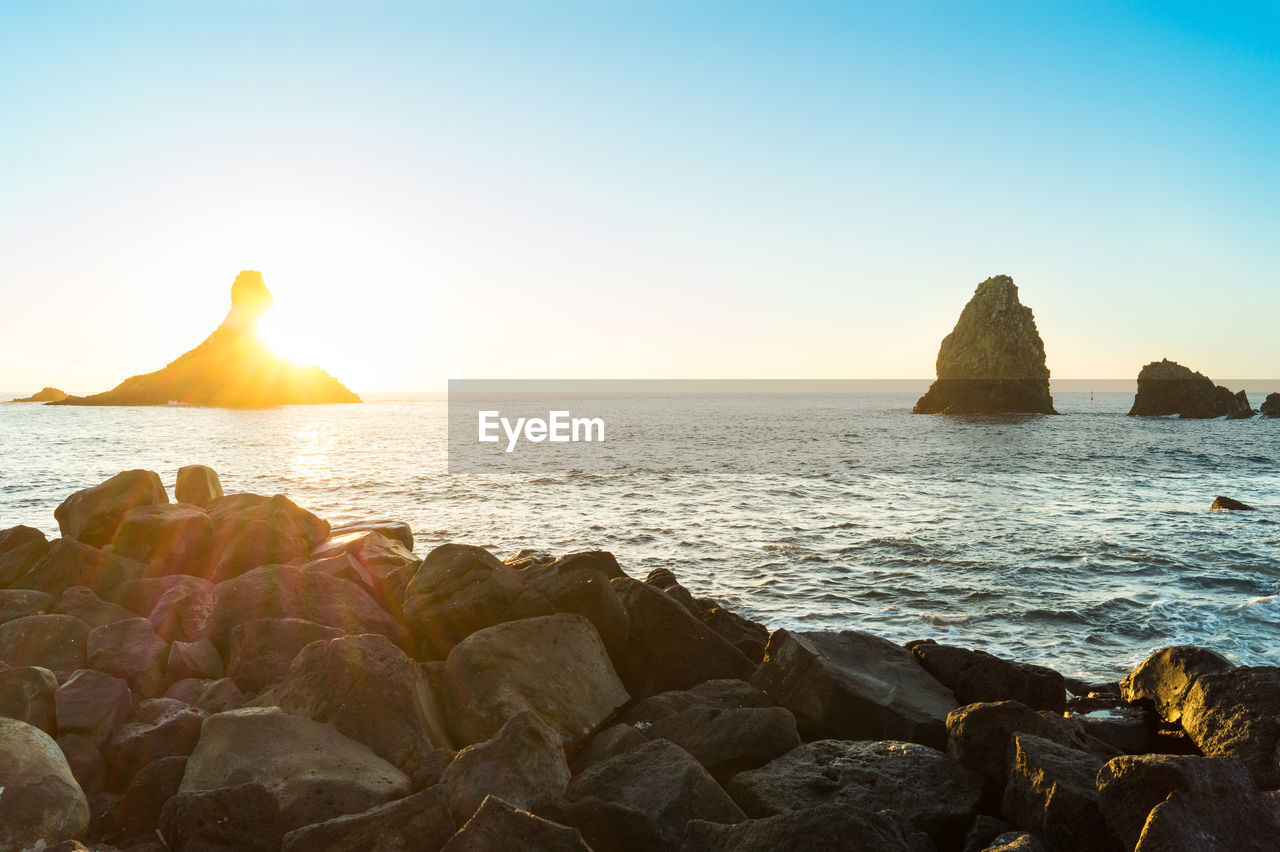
[914,275,1057,415]
[2,469,1279,851]
[1127,359,1254,419]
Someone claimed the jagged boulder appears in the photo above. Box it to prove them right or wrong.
[54,669,133,747]
[1178,665,1280,787]
[1119,645,1233,723]
[910,640,1065,712]
[1000,733,1118,852]
[110,504,213,576]
[681,803,934,852]
[913,275,1057,415]
[0,525,51,587]
[14,537,146,599]
[53,470,169,548]
[1261,392,1280,417]
[444,796,590,852]
[439,710,570,821]
[0,665,59,732]
[1128,359,1254,418]
[280,788,455,852]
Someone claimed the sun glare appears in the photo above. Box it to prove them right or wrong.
[256,307,322,367]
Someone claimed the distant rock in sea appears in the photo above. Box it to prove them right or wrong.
[1260,393,1280,418]
[913,275,1057,415]
[10,387,68,403]
[1127,360,1253,419]
[50,271,359,408]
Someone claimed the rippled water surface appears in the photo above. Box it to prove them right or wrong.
[2,392,1277,680]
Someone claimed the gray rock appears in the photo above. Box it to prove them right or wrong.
[0,614,90,679]
[1179,665,1280,787]
[681,802,934,852]
[101,755,188,844]
[579,723,651,769]
[440,710,570,821]
[179,706,411,831]
[444,612,629,747]
[54,669,133,746]
[280,788,455,852]
[54,470,168,548]
[1128,359,1254,419]
[727,739,981,846]
[443,795,591,852]
[0,716,91,852]
[226,616,343,694]
[105,698,205,789]
[86,617,168,698]
[159,782,285,852]
[522,559,630,652]
[328,519,414,551]
[1000,733,1118,852]
[57,730,105,796]
[910,640,1065,712]
[165,638,223,684]
[0,664,58,732]
[752,628,957,749]
[163,677,246,714]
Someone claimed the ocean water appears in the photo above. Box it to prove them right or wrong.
[2,391,1277,681]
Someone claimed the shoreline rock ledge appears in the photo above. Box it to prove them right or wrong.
[1127,359,1253,419]
[49,271,359,409]
[913,275,1057,415]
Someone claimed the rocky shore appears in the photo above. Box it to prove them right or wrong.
[2,470,1278,852]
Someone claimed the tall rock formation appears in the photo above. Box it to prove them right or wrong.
[1127,360,1253,419]
[913,275,1056,415]
[52,271,359,408]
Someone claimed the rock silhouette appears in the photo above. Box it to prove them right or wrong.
[1259,393,1280,418]
[913,275,1057,415]
[1127,360,1253,419]
[50,271,359,408]
[10,387,68,403]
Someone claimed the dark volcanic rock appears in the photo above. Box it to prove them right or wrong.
[751,628,957,749]
[280,788,455,852]
[0,588,55,624]
[440,709,570,821]
[727,739,982,846]
[54,668,133,747]
[443,796,591,852]
[86,617,169,697]
[1096,754,1280,852]
[1179,665,1280,787]
[910,640,1065,712]
[174,464,223,509]
[110,504,213,576]
[443,612,628,747]
[1128,359,1254,418]
[0,525,51,587]
[1212,495,1256,511]
[52,586,138,629]
[101,755,188,844]
[1261,392,1280,418]
[159,782,286,852]
[521,558,630,653]
[226,617,343,694]
[0,614,90,678]
[53,470,169,548]
[15,537,147,599]
[1000,733,1118,852]
[1119,645,1233,723]
[105,698,206,789]
[0,716,91,850]
[50,271,360,408]
[913,275,1057,415]
[681,802,934,852]
[610,577,755,700]
[0,664,58,732]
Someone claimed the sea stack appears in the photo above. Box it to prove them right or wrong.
[913,275,1056,415]
[1127,360,1253,419]
[1259,393,1279,418]
[51,271,359,408]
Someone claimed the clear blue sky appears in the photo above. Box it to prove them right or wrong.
[2,1,1277,391]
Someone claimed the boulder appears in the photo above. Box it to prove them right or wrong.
[109,504,213,575]
[0,717,91,852]
[54,669,133,746]
[610,578,755,699]
[727,739,981,846]
[86,617,168,697]
[107,575,213,621]
[209,518,311,582]
[680,802,934,852]
[280,788,455,852]
[983,834,1047,852]
[621,680,800,780]
[52,586,139,629]
[198,563,410,653]
[0,525,51,587]
[142,578,216,643]
[179,706,411,831]
[910,640,1065,712]
[1137,788,1280,851]
[565,738,746,851]
[946,700,1118,809]
[54,470,169,548]
[1128,359,1254,418]
[329,520,414,550]
[174,465,223,509]
[1212,495,1256,511]
[579,723,651,769]
[547,550,629,580]
[1096,754,1280,851]
[158,782,286,852]
[105,698,206,789]
[1179,665,1280,787]
[402,543,554,656]
[163,677,246,714]
[1119,645,1233,723]
[440,710,571,821]
[0,588,55,624]
[310,529,419,605]
[1064,697,1148,754]
[49,271,361,408]
[521,559,630,652]
[165,638,223,683]
[1000,733,1118,852]
[56,731,106,796]
[226,617,343,694]
[752,628,957,749]
[645,567,705,617]
[259,632,452,773]
[913,275,1056,415]
[444,612,629,747]
[101,755,188,844]
[14,537,146,599]
[0,614,90,678]
[697,600,770,664]
[443,796,591,852]
[0,664,58,732]
[1261,392,1280,418]
[206,492,329,556]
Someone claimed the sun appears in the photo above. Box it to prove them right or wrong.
[255,307,322,367]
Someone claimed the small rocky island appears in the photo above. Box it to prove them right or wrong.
[2,469,1278,851]
[50,272,359,408]
[1127,359,1253,419]
[10,387,69,403]
[914,275,1057,415]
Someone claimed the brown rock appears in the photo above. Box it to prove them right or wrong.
[54,669,133,746]
[0,614,90,679]
[280,788,455,852]
[1179,665,1280,787]
[87,617,168,698]
[1119,645,1233,723]
[101,755,188,844]
[104,698,205,789]
[910,640,1065,712]
[0,665,59,733]
[0,716,91,851]
[174,465,223,509]
[226,617,343,694]
[0,525,51,587]
[440,710,571,821]
[1000,733,1118,852]
[54,470,168,548]
[14,538,146,599]
[443,796,591,852]
[680,802,934,852]
[158,782,285,852]
[110,504,213,576]
[0,588,55,625]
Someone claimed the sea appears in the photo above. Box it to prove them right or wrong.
[2,387,1278,682]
